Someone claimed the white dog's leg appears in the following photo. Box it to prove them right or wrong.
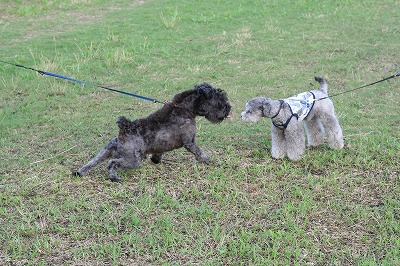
[270,126,286,159]
[284,124,305,161]
[304,117,324,148]
[322,113,344,149]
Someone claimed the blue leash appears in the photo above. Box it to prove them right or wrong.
[0,60,165,104]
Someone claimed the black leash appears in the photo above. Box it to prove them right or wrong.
[316,72,400,101]
[0,60,166,104]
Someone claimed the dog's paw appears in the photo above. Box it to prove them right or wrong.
[71,171,81,177]
[109,176,122,182]
[314,76,323,83]
[199,157,211,165]
[150,154,163,164]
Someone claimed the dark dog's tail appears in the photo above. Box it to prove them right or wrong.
[117,116,132,136]
[314,76,328,95]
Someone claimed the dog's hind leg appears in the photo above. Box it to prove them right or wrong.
[322,113,344,150]
[304,117,324,148]
[107,140,144,182]
[107,153,143,182]
[150,153,163,164]
[73,137,118,177]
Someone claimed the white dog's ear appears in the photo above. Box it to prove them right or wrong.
[261,98,272,117]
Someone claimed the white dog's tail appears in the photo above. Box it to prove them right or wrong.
[314,76,328,95]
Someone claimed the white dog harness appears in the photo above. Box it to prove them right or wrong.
[284,91,316,121]
[272,91,316,129]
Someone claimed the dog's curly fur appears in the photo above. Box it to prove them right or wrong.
[241,77,344,161]
[74,83,231,181]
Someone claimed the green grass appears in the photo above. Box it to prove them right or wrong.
[1,0,399,265]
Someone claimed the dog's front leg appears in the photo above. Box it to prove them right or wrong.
[271,126,287,159]
[73,137,118,177]
[284,126,305,161]
[184,141,211,164]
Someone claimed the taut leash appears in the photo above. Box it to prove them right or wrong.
[316,73,400,101]
[0,60,166,104]
[287,73,399,106]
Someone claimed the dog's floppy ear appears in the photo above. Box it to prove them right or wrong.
[261,98,273,116]
[196,83,214,99]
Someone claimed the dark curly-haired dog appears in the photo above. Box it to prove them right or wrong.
[73,83,231,182]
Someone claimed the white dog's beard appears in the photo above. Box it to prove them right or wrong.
[241,111,261,122]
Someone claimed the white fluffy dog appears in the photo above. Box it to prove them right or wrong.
[241,77,344,161]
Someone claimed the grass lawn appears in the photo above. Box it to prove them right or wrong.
[0,0,399,265]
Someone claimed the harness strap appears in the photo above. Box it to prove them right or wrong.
[271,100,298,130]
[272,114,298,129]
[271,100,284,119]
